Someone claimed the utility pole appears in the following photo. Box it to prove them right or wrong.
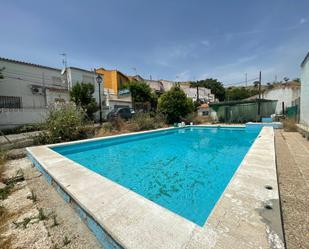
[245,73,248,87]
[257,71,262,120]
[196,82,199,102]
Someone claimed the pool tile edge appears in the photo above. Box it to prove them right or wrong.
[184,126,284,248]
[26,125,283,249]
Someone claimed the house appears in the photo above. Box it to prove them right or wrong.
[96,68,130,95]
[127,75,164,94]
[180,85,215,103]
[95,68,132,110]
[144,79,164,94]
[300,52,309,129]
[197,103,210,117]
[0,57,133,129]
[66,67,132,113]
[248,81,300,114]
[160,80,176,91]
[0,57,69,129]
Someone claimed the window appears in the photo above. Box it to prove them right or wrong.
[202,110,209,116]
[0,96,22,108]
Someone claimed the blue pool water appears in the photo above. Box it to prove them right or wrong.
[52,127,261,226]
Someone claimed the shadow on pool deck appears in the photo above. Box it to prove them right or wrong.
[275,130,309,249]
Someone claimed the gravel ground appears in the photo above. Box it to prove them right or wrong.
[0,158,102,249]
[275,130,309,249]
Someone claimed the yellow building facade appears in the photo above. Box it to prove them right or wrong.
[96,68,130,94]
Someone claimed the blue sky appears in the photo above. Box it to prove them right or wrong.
[1,0,308,85]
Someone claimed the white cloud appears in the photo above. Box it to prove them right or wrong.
[300,18,307,25]
[201,40,210,47]
[177,70,190,81]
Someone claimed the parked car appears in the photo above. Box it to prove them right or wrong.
[107,107,134,121]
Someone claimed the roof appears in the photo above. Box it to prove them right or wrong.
[0,57,60,71]
[96,67,129,80]
[68,67,94,73]
[198,103,209,109]
[301,51,309,67]
[209,98,276,107]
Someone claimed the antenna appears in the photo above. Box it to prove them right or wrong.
[132,67,137,75]
[60,53,68,69]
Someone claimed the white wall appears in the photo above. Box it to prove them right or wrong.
[0,108,47,129]
[0,59,69,129]
[301,58,309,126]
[0,59,67,109]
[180,85,214,102]
[261,87,300,114]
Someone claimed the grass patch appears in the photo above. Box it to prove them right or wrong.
[0,184,13,200]
[0,169,25,200]
[63,236,71,246]
[38,208,48,221]
[51,214,59,227]
[0,205,6,219]
[27,190,37,203]
[0,149,8,182]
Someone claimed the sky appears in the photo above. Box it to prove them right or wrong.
[0,0,309,85]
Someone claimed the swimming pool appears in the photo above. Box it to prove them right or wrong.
[52,126,261,226]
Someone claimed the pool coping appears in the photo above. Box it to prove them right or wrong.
[26,125,284,249]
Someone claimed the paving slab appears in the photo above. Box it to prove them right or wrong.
[275,130,309,249]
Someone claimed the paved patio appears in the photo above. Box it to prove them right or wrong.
[275,130,309,249]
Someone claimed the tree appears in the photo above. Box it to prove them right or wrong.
[225,87,259,101]
[157,86,194,123]
[124,81,157,109]
[253,81,259,87]
[193,78,225,101]
[70,82,98,119]
[283,77,289,83]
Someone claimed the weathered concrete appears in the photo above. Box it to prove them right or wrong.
[0,131,42,150]
[27,126,283,249]
[275,130,309,249]
[1,158,102,249]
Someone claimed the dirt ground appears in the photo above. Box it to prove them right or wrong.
[0,158,102,249]
[275,130,309,249]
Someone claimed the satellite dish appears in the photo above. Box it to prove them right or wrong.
[61,68,66,75]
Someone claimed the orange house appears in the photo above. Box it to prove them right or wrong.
[96,68,130,94]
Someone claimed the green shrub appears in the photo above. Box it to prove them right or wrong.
[70,82,98,120]
[131,112,166,131]
[157,86,194,124]
[36,104,88,144]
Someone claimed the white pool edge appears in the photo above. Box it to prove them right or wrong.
[26,125,284,249]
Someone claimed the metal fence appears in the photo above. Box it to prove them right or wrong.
[210,99,277,123]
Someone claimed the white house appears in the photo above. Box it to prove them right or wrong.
[0,57,69,129]
[300,52,309,128]
[0,57,132,129]
[249,82,300,114]
[180,85,215,103]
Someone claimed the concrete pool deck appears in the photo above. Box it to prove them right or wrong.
[26,126,284,249]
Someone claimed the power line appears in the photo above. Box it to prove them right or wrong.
[224,77,259,86]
